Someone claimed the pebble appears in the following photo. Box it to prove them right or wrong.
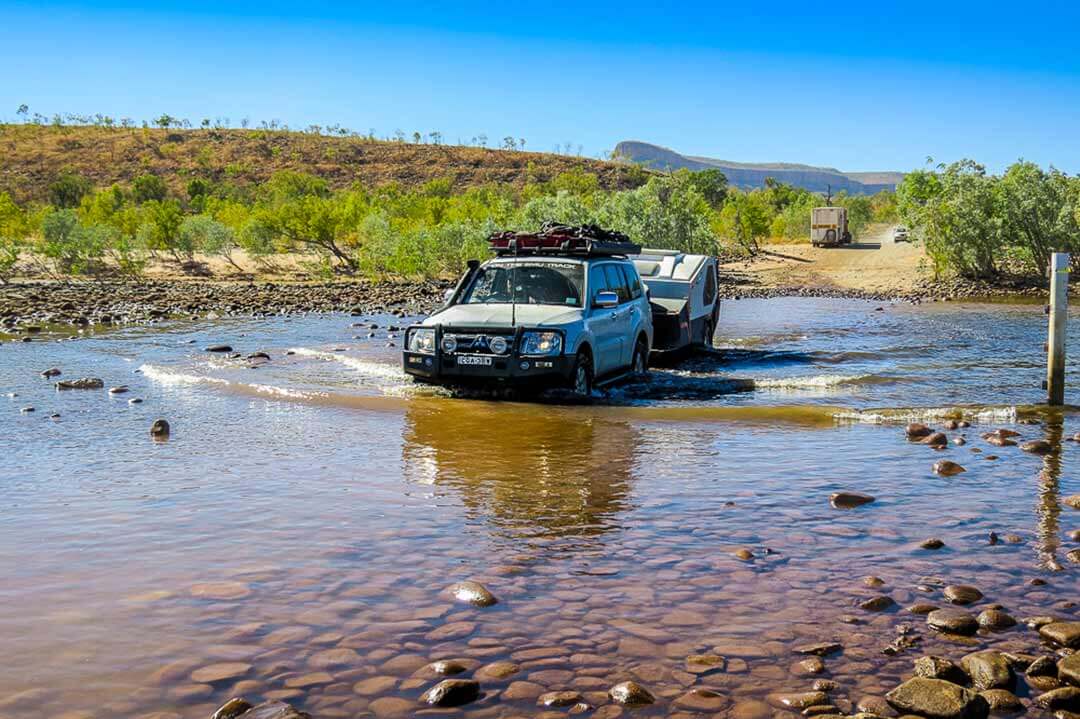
[445,580,498,607]
[1020,439,1054,455]
[927,608,979,635]
[190,662,252,683]
[419,678,480,707]
[943,584,983,604]
[608,681,655,706]
[538,691,584,707]
[830,491,876,509]
[977,609,1017,630]
[769,691,830,710]
[55,377,104,390]
[933,461,966,476]
[859,595,896,611]
[906,423,933,439]
[108,385,129,394]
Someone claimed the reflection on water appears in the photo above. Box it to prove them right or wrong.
[0,298,1077,718]
[404,401,635,543]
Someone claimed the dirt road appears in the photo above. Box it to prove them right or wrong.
[723,224,928,296]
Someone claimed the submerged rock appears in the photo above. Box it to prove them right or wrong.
[205,344,233,352]
[944,585,983,605]
[150,419,171,439]
[907,423,934,439]
[795,642,843,656]
[55,377,104,390]
[927,608,979,635]
[1025,655,1058,677]
[40,367,61,378]
[674,688,730,712]
[1020,439,1054,455]
[921,538,946,550]
[420,678,480,707]
[538,691,584,707]
[976,609,1017,630]
[608,681,655,705]
[769,691,830,710]
[445,580,498,607]
[860,595,896,611]
[923,432,949,447]
[933,461,966,477]
[830,492,876,509]
[886,678,989,719]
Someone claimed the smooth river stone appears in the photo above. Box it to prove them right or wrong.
[943,585,983,605]
[309,648,361,668]
[190,662,252,683]
[445,580,498,607]
[1039,621,1080,648]
[960,650,1014,690]
[352,676,397,696]
[285,672,334,688]
[189,582,252,600]
[674,688,730,711]
[886,678,989,719]
[262,626,313,645]
[475,661,521,681]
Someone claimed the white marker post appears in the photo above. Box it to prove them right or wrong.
[1047,252,1070,406]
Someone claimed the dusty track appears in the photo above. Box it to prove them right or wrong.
[723,224,929,296]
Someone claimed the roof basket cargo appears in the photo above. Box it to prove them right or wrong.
[488,222,642,257]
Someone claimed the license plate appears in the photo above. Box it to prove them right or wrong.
[456,355,492,366]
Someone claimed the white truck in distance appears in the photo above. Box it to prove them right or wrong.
[811,206,852,247]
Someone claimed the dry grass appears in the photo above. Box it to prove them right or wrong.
[0,125,647,202]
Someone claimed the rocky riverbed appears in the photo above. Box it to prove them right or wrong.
[0,279,449,333]
[2,298,1077,719]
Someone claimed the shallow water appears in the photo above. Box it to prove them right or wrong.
[1,298,1078,718]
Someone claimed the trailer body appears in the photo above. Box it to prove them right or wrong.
[631,249,721,355]
[811,207,852,247]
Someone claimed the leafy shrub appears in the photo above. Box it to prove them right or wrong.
[48,172,93,209]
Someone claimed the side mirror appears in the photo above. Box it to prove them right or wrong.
[594,291,619,309]
[443,288,455,303]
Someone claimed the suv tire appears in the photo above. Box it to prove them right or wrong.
[570,348,594,397]
[631,339,648,378]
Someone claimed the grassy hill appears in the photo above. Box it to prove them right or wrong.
[0,124,647,202]
[615,140,903,195]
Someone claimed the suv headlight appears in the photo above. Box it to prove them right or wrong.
[407,328,436,355]
[520,331,562,356]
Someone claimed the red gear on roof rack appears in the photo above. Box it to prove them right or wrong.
[488,222,641,257]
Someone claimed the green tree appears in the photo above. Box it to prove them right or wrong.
[48,172,93,209]
[133,174,168,203]
[40,209,106,275]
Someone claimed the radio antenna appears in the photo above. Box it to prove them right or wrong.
[511,237,518,328]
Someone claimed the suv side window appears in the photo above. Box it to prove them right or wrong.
[620,264,643,299]
[603,264,631,304]
[588,264,609,305]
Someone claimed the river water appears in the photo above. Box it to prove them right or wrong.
[1,298,1077,719]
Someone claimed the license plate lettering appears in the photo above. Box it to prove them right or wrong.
[456,355,492,366]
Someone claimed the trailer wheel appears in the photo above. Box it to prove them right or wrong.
[631,339,649,379]
[570,348,594,397]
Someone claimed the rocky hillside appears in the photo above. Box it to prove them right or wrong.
[615,140,903,194]
[0,125,647,202]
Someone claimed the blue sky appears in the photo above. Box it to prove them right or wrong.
[2,1,1079,173]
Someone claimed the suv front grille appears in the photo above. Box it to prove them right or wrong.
[445,332,514,355]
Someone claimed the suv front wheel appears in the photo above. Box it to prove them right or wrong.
[570,349,593,397]
[631,339,648,378]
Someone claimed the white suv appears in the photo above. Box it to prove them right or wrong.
[404,232,653,396]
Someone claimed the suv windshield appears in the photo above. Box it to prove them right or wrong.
[462,261,585,307]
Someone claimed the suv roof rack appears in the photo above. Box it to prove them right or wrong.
[488,222,642,257]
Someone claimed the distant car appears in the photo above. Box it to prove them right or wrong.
[893,226,910,243]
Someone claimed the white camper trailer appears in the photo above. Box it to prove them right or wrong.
[631,249,721,355]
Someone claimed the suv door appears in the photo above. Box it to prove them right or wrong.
[619,262,651,354]
[603,263,634,368]
[586,263,622,376]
